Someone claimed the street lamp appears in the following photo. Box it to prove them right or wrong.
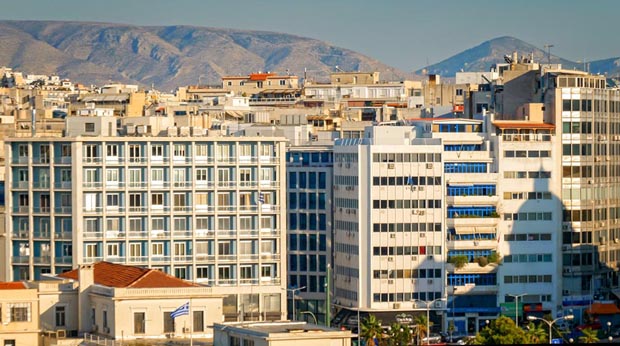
[282,286,306,320]
[412,298,446,345]
[506,293,526,326]
[300,311,318,324]
[527,314,574,344]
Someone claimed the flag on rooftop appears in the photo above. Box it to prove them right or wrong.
[170,302,189,319]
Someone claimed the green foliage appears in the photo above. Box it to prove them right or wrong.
[487,251,501,264]
[360,314,384,346]
[578,327,600,344]
[475,256,489,267]
[524,321,548,344]
[471,316,528,345]
[413,314,430,342]
[448,255,469,269]
[386,322,411,346]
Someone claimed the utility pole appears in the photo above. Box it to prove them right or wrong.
[326,264,331,326]
[544,44,554,65]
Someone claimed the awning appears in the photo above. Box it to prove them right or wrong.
[454,227,496,234]
[586,302,620,315]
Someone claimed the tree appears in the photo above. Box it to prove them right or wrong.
[578,327,600,344]
[386,322,411,346]
[524,322,548,344]
[360,314,384,346]
[413,314,430,343]
[448,255,469,269]
[471,316,528,345]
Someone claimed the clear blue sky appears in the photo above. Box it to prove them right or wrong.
[2,0,619,71]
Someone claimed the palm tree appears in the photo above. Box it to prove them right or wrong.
[524,322,548,344]
[413,314,430,343]
[578,327,600,344]
[360,314,384,346]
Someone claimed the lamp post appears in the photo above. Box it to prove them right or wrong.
[282,286,306,321]
[412,298,446,345]
[507,293,526,326]
[300,311,318,324]
[527,314,574,344]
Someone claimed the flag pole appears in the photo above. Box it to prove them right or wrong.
[189,298,193,346]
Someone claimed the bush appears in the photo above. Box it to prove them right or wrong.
[475,256,489,267]
[488,251,501,264]
[448,255,469,269]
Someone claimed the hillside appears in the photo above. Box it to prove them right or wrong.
[416,36,619,78]
[0,20,407,90]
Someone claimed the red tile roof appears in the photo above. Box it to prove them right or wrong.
[0,282,26,290]
[57,262,198,288]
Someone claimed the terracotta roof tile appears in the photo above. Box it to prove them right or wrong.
[0,282,26,290]
[58,262,198,288]
[492,121,555,129]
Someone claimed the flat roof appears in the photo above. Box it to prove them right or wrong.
[492,121,555,130]
[216,321,350,335]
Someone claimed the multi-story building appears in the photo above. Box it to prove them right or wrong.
[4,115,288,321]
[286,144,333,324]
[331,125,447,332]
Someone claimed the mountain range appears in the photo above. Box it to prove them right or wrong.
[416,36,620,78]
[0,20,407,90]
[0,21,618,90]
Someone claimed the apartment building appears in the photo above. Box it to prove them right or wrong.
[0,282,40,346]
[286,145,333,324]
[331,126,447,331]
[4,115,288,322]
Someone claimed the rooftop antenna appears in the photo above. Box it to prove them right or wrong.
[543,44,554,64]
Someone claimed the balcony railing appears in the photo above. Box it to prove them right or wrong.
[13,206,29,213]
[82,157,103,164]
[218,254,237,261]
[33,182,51,189]
[83,231,103,239]
[152,255,171,262]
[128,231,149,238]
[194,254,216,261]
[217,279,237,286]
[54,182,72,189]
[173,255,193,262]
[13,157,29,164]
[54,207,72,214]
[83,182,103,189]
[127,256,149,264]
[56,256,73,264]
[33,207,51,213]
[172,230,193,237]
[33,231,51,239]
[239,254,259,261]
[33,157,51,164]
[54,157,72,164]
[34,256,51,264]
[13,182,29,189]
[83,257,104,264]
[55,232,72,240]
[12,256,30,264]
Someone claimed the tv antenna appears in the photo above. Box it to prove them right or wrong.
[543,44,554,64]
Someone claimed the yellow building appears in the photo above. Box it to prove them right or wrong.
[0,282,40,346]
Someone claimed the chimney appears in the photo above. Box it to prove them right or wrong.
[78,264,95,333]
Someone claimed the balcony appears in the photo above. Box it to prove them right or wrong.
[33,231,51,239]
[452,283,498,294]
[217,279,237,286]
[172,230,193,238]
[446,195,499,205]
[83,231,103,239]
[83,182,103,189]
[172,206,193,213]
[260,277,281,285]
[55,232,72,240]
[82,157,103,164]
[173,255,193,262]
[34,256,51,264]
[447,239,498,250]
[54,207,72,214]
[151,255,171,262]
[12,181,29,189]
[127,231,149,238]
[195,229,215,237]
[32,157,51,164]
[172,181,193,189]
[13,206,29,214]
[127,182,148,189]
[33,207,51,214]
[447,217,499,229]
[239,254,259,261]
[238,230,259,237]
[259,253,280,261]
[105,231,125,239]
[218,255,237,261]
[127,157,148,164]
[216,230,237,237]
[12,256,30,264]
[240,278,260,285]
[105,156,125,164]
[54,182,72,189]
[127,206,148,213]
[150,231,170,238]
[12,157,29,164]
[83,257,103,264]
[449,262,498,274]
[127,256,148,264]
[194,254,216,261]
[12,231,29,239]
[56,256,73,265]
[82,207,103,213]
[54,157,72,164]
[217,181,237,189]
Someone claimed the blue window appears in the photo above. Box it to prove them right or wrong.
[309,172,317,189]
[289,193,297,209]
[319,256,327,272]
[299,235,307,250]
[318,214,327,231]
[444,144,482,151]
[289,214,297,230]
[318,193,326,210]
[447,185,496,196]
[448,250,493,261]
[299,193,307,209]
[319,234,326,251]
[299,214,307,230]
[309,213,317,230]
[309,193,317,209]
[444,162,487,173]
[299,172,307,188]
[311,153,320,163]
[447,206,496,218]
[288,172,297,188]
[300,255,308,271]
[321,152,331,163]
[448,273,496,286]
[289,255,297,271]
[318,172,327,189]
[302,153,310,166]
[289,234,298,250]
[309,234,317,251]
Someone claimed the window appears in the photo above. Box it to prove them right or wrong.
[174,217,187,231]
[129,193,142,210]
[173,144,186,158]
[134,312,145,334]
[128,168,141,187]
[85,123,95,132]
[129,243,141,257]
[196,168,209,185]
[129,218,142,232]
[151,193,164,208]
[106,169,119,186]
[151,144,164,158]
[151,168,164,186]
[61,144,71,158]
[193,311,204,332]
[152,242,164,256]
[106,144,118,159]
[174,193,186,210]
[163,312,174,333]
[129,144,141,161]
[10,304,30,322]
[107,243,119,257]
[106,193,119,209]
[174,242,186,256]
[55,306,66,327]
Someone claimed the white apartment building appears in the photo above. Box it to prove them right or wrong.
[4,116,288,322]
[331,126,447,331]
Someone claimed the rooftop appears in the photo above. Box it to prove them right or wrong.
[58,262,198,289]
[0,282,27,290]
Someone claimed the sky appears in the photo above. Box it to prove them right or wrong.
[2,0,619,72]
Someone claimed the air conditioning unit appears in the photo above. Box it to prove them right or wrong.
[411,256,417,261]
[183,327,190,333]
[562,224,569,231]
[388,280,394,284]
[428,255,433,259]
[419,186,425,191]
[393,303,401,309]
[411,186,417,191]
[388,257,394,262]
[390,234,396,238]
[412,210,419,215]
[615,238,619,244]
[563,267,572,274]
[388,163,395,169]
[595,157,601,162]
[426,163,433,169]
[418,210,425,215]
[345,163,351,168]
[92,325,98,332]
[563,290,570,295]
[427,279,434,284]
[57,329,66,339]
[103,327,110,333]
[420,233,426,238]
[473,241,480,246]
[588,180,594,184]
[434,301,443,308]
[562,245,571,251]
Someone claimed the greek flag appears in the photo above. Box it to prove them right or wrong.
[257,193,265,204]
[170,302,189,319]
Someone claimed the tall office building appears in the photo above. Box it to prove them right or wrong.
[4,115,288,321]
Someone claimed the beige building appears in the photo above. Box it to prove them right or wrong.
[0,282,40,346]
[56,262,224,341]
[213,321,353,346]
[221,73,299,97]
